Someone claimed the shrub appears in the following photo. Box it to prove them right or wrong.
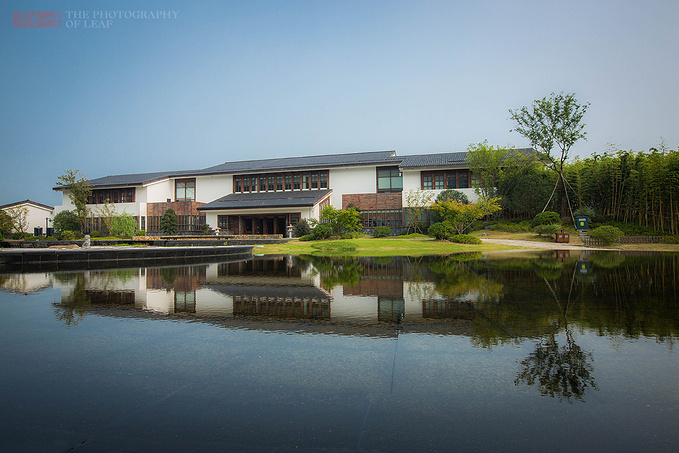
[61,230,77,240]
[110,213,137,239]
[589,225,624,245]
[200,223,213,235]
[293,219,312,237]
[89,230,101,237]
[534,223,560,237]
[436,189,469,204]
[531,211,560,228]
[373,226,392,238]
[11,232,24,240]
[53,210,81,235]
[573,206,596,219]
[160,208,178,234]
[449,234,482,244]
[429,222,456,240]
[298,234,314,241]
[340,233,356,239]
[310,223,332,240]
[135,230,146,237]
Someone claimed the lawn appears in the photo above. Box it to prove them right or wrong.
[256,235,521,256]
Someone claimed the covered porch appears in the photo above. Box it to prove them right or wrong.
[198,189,332,236]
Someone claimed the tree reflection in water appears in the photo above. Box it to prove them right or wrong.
[515,263,598,403]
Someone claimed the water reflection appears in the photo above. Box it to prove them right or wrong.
[4,250,679,403]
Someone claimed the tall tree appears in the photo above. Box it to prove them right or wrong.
[56,170,92,233]
[509,92,589,225]
[466,140,516,199]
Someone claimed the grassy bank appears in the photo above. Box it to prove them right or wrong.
[256,235,521,256]
[256,231,679,256]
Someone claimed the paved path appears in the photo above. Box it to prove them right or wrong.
[480,238,615,251]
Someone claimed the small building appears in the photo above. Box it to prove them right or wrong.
[0,200,54,236]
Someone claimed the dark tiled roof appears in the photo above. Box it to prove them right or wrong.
[83,169,200,188]
[399,148,533,169]
[199,189,332,211]
[399,152,468,169]
[197,150,399,175]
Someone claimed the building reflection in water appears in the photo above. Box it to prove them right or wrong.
[47,255,496,325]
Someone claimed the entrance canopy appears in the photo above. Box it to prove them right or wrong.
[199,189,332,211]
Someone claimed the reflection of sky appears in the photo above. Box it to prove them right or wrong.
[2,284,679,451]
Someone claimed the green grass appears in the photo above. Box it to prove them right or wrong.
[257,236,520,256]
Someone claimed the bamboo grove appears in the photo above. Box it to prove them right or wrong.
[565,145,679,234]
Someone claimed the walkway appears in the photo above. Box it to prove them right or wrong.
[480,238,616,251]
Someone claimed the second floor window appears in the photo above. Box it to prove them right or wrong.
[176,179,196,201]
[377,167,403,192]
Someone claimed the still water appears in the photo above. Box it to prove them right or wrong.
[1,251,678,452]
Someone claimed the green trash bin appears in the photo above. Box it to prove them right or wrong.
[576,216,589,230]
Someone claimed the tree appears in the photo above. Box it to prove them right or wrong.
[53,210,81,235]
[160,208,178,234]
[110,212,137,238]
[405,189,435,234]
[4,206,29,237]
[0,210,13,238]
[55,170,92,233]
[466,140,519,199]
[432,196,502,234]
[319,206,362,235]
[96,201,117,235]
[509,92,589,225]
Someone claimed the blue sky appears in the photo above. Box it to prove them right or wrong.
[2,0,678,207]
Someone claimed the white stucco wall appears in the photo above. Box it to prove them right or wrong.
[328,166,377,207]
[196,175,232,203]
[144,179,173,203]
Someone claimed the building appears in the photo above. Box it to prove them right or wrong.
[53,149,522,235]
[0,200,54,236]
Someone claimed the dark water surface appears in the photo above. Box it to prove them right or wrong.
[1,251,678,452]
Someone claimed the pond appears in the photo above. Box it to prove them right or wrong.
[1,251,678,452]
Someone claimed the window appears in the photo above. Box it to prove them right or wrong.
[176,179,196,201]
[421,171,470,190]
[231,170,328,193]
[458,173,469,188]
[447,173,456,190]
[377,167,403,192]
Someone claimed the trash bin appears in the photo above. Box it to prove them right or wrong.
[576,216,589,230]
[556,229,570,243]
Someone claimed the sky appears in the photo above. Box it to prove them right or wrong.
[2,0,678,207]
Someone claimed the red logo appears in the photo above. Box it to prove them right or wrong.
[13,11,61,28]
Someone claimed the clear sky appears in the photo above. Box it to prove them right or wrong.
[2,0,678,207]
